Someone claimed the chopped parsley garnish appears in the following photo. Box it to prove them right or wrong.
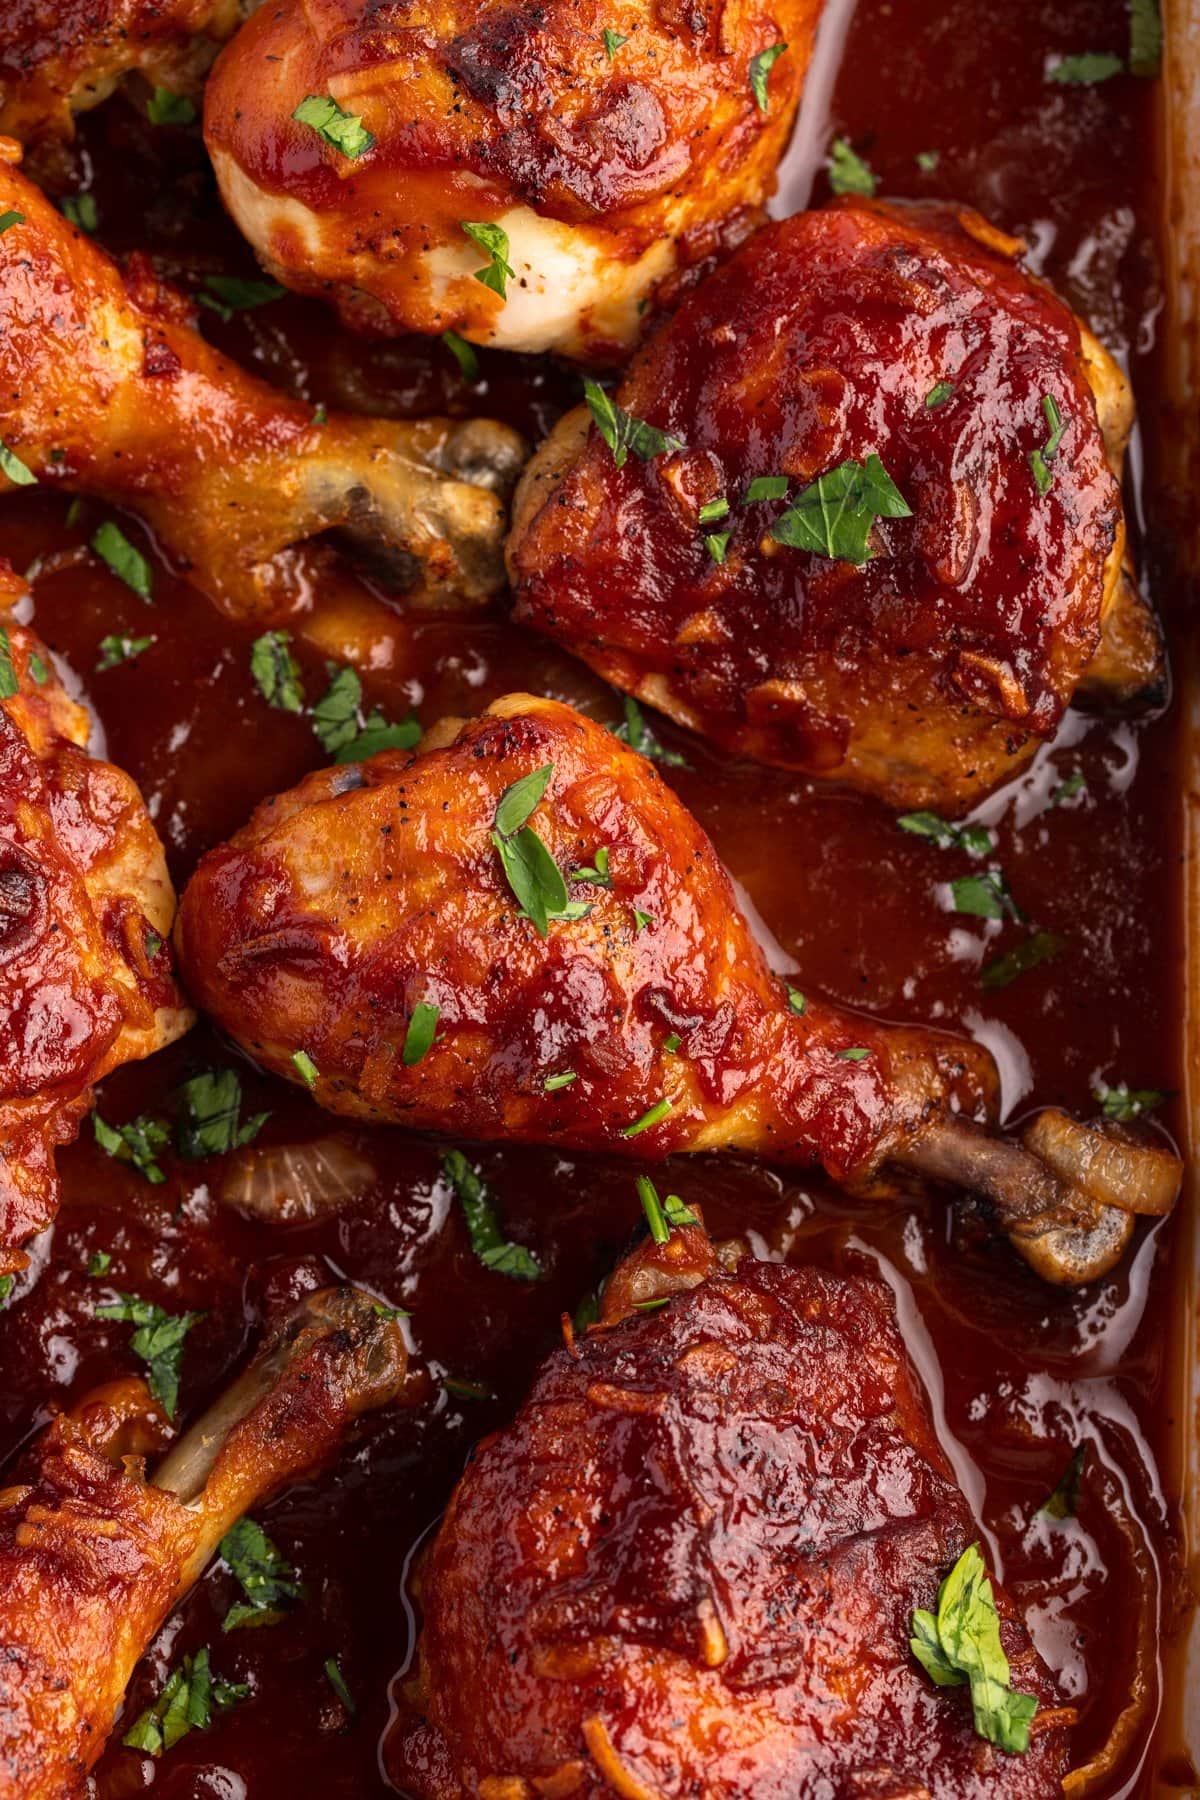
[916,149,940,172]
[633,908,654,933]
[1129,0,1162,75]
[402,1002,439,1066]
[88,1250,112,1277]
[443,1149,542,1280]
[898,810,992,856]
[310,663,419,761]
[95,1292,203,1418]
[949,869,1021,922]
[571,845,611,886]
[176,1069,269,1159]
[1040,1443,1088,1520]
[62,192,99,233]
[123,1648,247,1755]
[0,1275,11,1308]
[1029,393,1068,496]
[544,1070,578,1091]
[491,762,586,937]
[704,530,732,565]
[838,1046,871,1061]
[146,88,197,126]
[743,474,789,504]
[1049,770,1086,806]
[910,1543,1039,1753]
[96,633,154,671]
[770,453,911,563]
[698,497,730,524]
[292,1050,319,1087]
[0,210,24,234]
[636,1174,697,1243]
[634,1296,670,1311]
[1048,51,1124,83]
[93,1111,170,1183]
[0,441,36,487]
[462,221,515,298]
[663,1032,682,1053]
[312,403,328,426]
[787,986,806,1014]
[583,376,685,469]
[220,1516,303,1630]
[1093,1081,1169,1121]
[926,381,956,408]
[621,1095,673,1138]
[250,630,305,713]
[443,1375,493,1401]
[92,521,153,600]
[293,94,374,158]
[198,275,286,322]
[27,652,47,684]
[443,330,479,380]
[323,1657,356,1715]
[981,929,1063,990]
[0,629,16,701]
[611,694,690,767]
[602,27,629,58]
[828,136,877,196]
[749,43,788,113]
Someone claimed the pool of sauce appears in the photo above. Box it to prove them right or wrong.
[0,0,1191,1793]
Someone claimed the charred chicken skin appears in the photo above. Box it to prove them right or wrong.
[509,198,1164,812]
[388,1224,1074,1799]
[0,569,191,1276]
[0,149,524,622]
[173,693,1179,1283]
[203,0,824,358]
[0,1285,407,1800]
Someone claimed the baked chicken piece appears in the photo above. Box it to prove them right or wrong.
[388,1221,1074,1799]
[0,1284,407,1800]
[202,0,824,358]
[173,693,1180,1284]
[509,198,1165,813]
[0,568,191,1277]
[0,150,524,623]
[0,0,249,151]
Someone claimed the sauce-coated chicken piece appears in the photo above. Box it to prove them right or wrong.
[0,0,249,150]
[0,150,524,622]
[173,693,1179,1283]
[0,1285,407,1800]
[509,199,1164,812]
[387,1226,1074,1798]
[0,568,191,1276]
[203,0,824,358]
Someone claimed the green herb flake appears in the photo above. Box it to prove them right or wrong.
[0,1275,12,1308]
[293,93,375,158]
[1048,51,1124,83]
[443,1375,493,1401]
[621,1095,673,1138]
[462,221,515,299]
[749,43,788,113]
[92,1111,170,1184]
[663,1032,682,1053]
[770,453,911,563]
[311,663,362,754]
[176,1069,268,1160]
[633,909,654,933]
[292,1050,319,1088]
[0,628,16,701]
[705,530,732,565]
[198,275,286,323]
[335,713,421,763]
[743,474,789,504]
[634,1296,670,1311]
[828,136,877,196]
[1049,770,1086,807]
[495,763,553,836]
[698,497,730,525]
[220,1516,304,1630]
[571,845,611,886]
[95,1292,203,1418]
[787,986,806,1015]
[1093,1081,1169,1121]
[146,88,197,126]
[544,1070,577,1091]
[897,810,992,857]
[402,1001,439,1066]
[312,403,328,426]
[910,1543,1039,1753]
[323,1657,356,1716]
[1030,393,1069,496]
[1040,1443,1088,1520]
[980,929,1063,991]
[1129,0,1162,75]
[611,694,690,767]
[838,1046,871,1061]
[602,27,629,58]
[92,521,153,600]
[96,633,154,671]
[88,1250,112,1277]
[583,377,685,469]
[916,149,940,172]
[443,330,479,380]
[0,441,36,487]
[250,630,305,713]
[123,1648,248,1756]
[492,763,585,936]
[637,1175,698,1244]
[60,193,98,234]
[0,210,24,234]
[27,652,48,684]
[926,381,956,408]
[949,870,1019,922]
[442,1149,542,1280]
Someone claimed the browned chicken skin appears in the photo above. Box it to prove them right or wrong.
[388,1223,1074,1799]
[0,149,525,624]
[173,693,1179,1283]
[0,564,191,1276]
[0,1285,407,1800]
[203,0,824,357]
[509,199,1164,811]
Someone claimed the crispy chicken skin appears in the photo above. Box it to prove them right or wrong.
[509,198,1164,812]
[387,1230,1073,1799]
[0,150,524,621]
[0,1286,408,1800]
[173,692,1178,1283]
[0,569,191,1276]
[0,0,249,150]
[203,0,824,358]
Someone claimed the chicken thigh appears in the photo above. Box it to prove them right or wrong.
[0,1285,406,1800]
[388,1222,1074,1799]
[509,198,1164,812]
[173,693,1179,1283]
[203,0,824,358]
[0,150,524,622]
[0,567,191,1276]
